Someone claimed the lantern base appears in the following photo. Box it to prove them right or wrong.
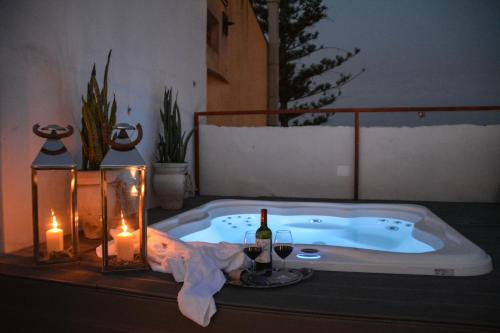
[35,248,77,265]
[102,255,149,273]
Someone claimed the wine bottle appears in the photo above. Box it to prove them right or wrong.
[255,208,272,275]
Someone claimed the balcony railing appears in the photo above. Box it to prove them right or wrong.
[194,106,500,200]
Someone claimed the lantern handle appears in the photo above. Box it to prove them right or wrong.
[33,124,74,139]
[105,123,143,151]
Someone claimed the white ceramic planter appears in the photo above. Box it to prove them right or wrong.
[153,163,188,210]
[77,170,102,239]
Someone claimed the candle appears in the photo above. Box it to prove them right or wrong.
[46,210,64,253]
[116,212,134,261]
[130,185,138,197]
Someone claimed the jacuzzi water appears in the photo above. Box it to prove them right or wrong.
[153,200,493,276]
[177,214,436,254]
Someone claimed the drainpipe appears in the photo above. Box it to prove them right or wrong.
[267,0,280,126]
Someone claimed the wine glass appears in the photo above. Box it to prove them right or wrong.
[274,230,293,272]
[243,231,262,274]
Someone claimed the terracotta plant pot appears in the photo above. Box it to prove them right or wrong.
[77,170,102,239]
[153,163,188,210]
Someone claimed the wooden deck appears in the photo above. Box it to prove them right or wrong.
[1,196,499,332]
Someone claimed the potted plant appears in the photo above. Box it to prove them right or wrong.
[153,88,194,209]
[78,50,117,238]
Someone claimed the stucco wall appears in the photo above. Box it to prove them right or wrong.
[206,0,268,126]
[359,125,500,201]
[0,0,206,252]
[199,124,500,202]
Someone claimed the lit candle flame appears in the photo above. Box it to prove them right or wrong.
[51,209,58,229]
[130,168,137,178]
[130,185,138,196]
[120,211,128,233]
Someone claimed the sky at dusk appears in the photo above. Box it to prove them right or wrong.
[306,0,500,108]
[287,0,500,125]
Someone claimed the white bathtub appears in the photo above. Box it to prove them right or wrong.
[152,200,493,276]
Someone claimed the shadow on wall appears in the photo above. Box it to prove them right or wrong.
[0,43,79,253]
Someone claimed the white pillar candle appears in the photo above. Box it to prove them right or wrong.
[46,211,64,253]
[116,214,134,261]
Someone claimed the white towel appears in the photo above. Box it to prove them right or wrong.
[96,227,244,327]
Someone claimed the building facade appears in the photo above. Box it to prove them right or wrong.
[206,0,268,126]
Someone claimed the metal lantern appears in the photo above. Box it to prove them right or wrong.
[100,123,148,272]
[31,124,78,263]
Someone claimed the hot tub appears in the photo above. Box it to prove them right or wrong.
[152,200,493,276]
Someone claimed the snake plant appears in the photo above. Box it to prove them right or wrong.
[157,88,194,163]
[80,50,117,170]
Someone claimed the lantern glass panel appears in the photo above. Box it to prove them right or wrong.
[102,166,147,271]
[33,168,77,262]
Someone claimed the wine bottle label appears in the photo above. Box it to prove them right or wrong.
[255,238,271,263]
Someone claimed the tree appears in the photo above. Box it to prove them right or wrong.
[252,0,364,126]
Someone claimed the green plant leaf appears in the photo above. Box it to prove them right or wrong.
[80,51,117,169]
[157,87,193,163]
[180,128,194,162]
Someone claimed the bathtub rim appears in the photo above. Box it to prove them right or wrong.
[151,199,493,276]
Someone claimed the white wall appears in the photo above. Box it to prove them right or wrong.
[360,125,500,201]
[200,125,354,198]
[0,0,206,252]
[199,124,500,202]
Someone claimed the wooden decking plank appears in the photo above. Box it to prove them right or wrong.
[0,197,499,332]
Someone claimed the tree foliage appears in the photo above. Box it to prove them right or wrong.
[252,0,364,125]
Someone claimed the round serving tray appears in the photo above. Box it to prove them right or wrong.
[227,268,313,288]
